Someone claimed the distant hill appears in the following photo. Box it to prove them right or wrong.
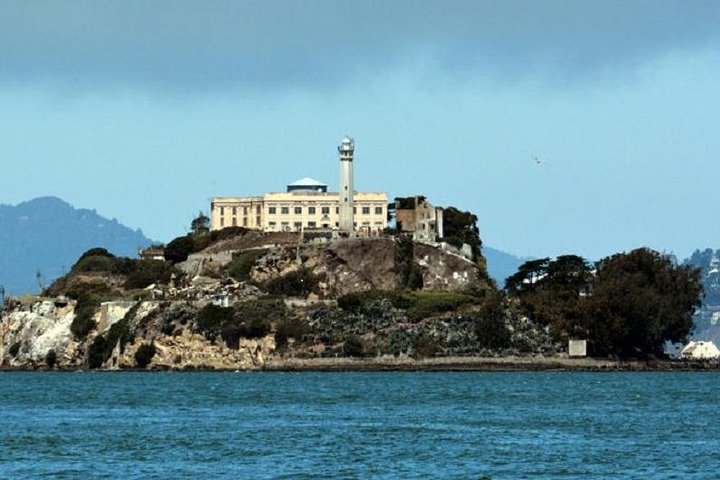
[483,246,531,286]
[0,197,154,295]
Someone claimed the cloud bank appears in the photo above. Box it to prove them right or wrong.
[2,0,719,90]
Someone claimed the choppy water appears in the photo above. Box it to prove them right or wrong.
[0,371,718,479]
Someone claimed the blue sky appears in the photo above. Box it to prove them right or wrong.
[1,0,719,261]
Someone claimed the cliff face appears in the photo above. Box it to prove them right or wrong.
[0,235,516,371]
[0,299,275,370]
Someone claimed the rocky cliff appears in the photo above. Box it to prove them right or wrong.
[0,233,555,370]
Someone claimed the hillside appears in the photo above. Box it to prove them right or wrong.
[0,197,153,295]
[0,230,559,370]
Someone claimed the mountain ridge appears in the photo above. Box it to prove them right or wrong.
[0,196,153,295]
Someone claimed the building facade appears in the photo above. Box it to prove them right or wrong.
[211,137,387,234]
[395,196,444,242]
[211,190,387,232]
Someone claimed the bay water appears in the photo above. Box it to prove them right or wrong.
[1,371,718,479]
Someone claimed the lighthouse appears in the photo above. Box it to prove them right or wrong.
[338,136,355,232]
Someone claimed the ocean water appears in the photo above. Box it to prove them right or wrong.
[1,371,718,479]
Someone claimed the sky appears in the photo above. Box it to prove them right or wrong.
[1,0,719,261]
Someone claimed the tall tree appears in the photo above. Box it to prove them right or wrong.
[441,207,482,261]
[191,211,210,236]
[584,248,702,357]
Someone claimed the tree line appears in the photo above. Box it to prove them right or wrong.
[504,248,702,357]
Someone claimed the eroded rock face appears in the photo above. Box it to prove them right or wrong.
[0,300,76,368]
[0,296,278,370]
[251,238,486,297]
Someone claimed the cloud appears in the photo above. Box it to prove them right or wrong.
[1,0,719,91]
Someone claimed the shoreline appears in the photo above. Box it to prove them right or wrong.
[3,355,720,372]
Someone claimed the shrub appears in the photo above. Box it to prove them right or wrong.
[45,349,57,368]
[69,248,121,274]
[227,249,268,282]
[164,235,196,263]
[88,335,108,368]
[123,260,175,289]
[219,298,285,348]
[210,226,249,242]
[411,336,441,359]
[264,268,318,297]
[70,308,97,339]
[337,290,414,313]
[474,291,510,350]
[8,341,21,357]
[274,318,307,349]
[197,304,234,337]
[405,291,477,321]
[72,255,117,273]
[343,335,365,357]
[67,282,121,340]
[135,343,156,368]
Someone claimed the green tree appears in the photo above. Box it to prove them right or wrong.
[505,256,592,341]
[584,248,702,357]
[191,211,210,236]
[441,207,482,261]
[164,235,195,263]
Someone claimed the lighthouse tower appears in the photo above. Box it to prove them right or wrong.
[338,136,355,232]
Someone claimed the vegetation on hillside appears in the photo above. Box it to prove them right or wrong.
[505,248,702,357]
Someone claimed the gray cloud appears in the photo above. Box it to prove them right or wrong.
[1,0,718,90]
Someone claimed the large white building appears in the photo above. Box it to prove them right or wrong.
[210,137,387,233]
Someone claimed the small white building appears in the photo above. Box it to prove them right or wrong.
[568,339,587,357]
[680,341,720,360]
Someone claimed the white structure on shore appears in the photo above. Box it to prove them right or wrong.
[680,341,720,360]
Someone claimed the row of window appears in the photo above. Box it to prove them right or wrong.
[218,216,261,227]
[267,206,384,215]
[218,205,261,216]
[267,220,384,230]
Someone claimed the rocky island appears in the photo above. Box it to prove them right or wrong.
[0,221,712,371]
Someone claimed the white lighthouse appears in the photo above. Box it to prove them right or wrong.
[338,136,355,232]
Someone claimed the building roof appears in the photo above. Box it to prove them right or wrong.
[288,177,326,187]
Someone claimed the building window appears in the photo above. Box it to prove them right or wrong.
[335,222,339,227]
[220,217,225,227]
[232,218,237,226]
[362,207,370,215]
[308,207,316,215]
[322,223,329,228]
[269,207,276,214]
[269,221,276,227]
[375,207,383,215]
[243,217,248,226]
[256,216,260,225]
[232,207,237,215]
[353,207,357,214]
[220,207,224,215]
[362,221,370,226]
[243,207,248,215]
[256,206,261,214]
[281,221,289,231]
[294,222,302,231]
[294,206,302,214]
[308,221,316,228]
[321,207,330,215]
[281,207,289,214]
[336,207,339,214]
